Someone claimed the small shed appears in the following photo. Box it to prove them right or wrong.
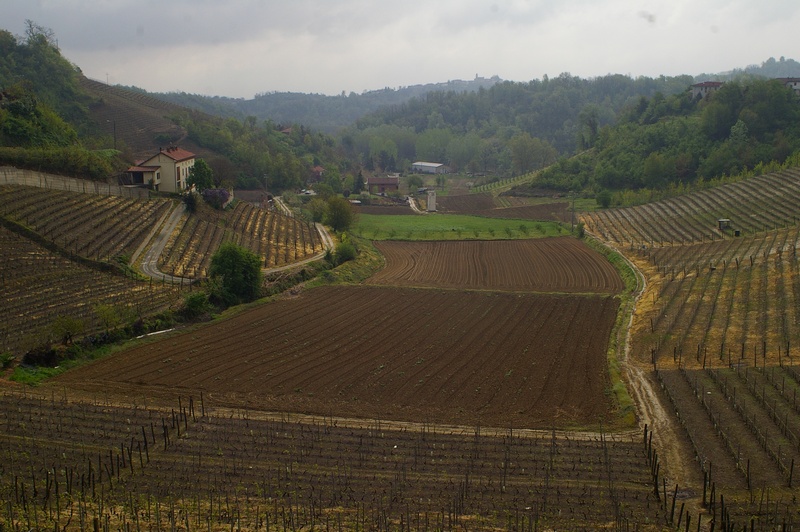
[717,218,731,230]
[427,190,437,212]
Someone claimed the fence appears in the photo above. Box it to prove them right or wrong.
[0,166,150,200]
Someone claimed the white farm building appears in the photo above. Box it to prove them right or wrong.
[411,162,450,174]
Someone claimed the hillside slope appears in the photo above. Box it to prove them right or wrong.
[80,77,219,162]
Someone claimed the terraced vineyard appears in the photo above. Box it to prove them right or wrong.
[0,185,172,263]
[0,226,185,356]
[158,201,322,277]
[584,167,800,527]
[80,77,198,159]
[583,168,800,245]
[625,225,800,366]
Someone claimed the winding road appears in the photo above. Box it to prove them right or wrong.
[133,198,334,282]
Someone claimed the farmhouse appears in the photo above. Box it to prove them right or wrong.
[411,161,450,174]
[366,175,400,194]
[690,81,723,99]
[125,146,195,193]
[777,77,800,96]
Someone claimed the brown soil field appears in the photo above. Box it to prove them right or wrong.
[436,194,569,222]
[368,238,625,293]
[355,204,416,215]
[477,202,571,222]
[436,193,496,213]
[56,286,619,429]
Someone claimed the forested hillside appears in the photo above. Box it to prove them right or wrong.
[339,73,694,177]
[517,78,800,203]
[0,24,351,192]
[138,76,502,134]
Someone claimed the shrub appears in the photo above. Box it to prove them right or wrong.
[183,191,198,213]
[201,188,231,210]
[0,352,14,369]
[334,241,357,265]
[22,343,58,367]
[181,291,213,320]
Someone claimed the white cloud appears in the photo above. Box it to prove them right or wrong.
[4,0,800,97]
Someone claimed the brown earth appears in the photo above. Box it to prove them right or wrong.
[368,238,625,293]
[355,204,416,215]
[55,286,619,429]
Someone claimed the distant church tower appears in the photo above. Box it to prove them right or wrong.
[427,190,437,212]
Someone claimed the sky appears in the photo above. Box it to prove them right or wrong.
[5,0,800,99]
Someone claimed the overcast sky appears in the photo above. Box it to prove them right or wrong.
[5,0,799,98]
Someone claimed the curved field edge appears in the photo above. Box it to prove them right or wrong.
[583,234,643,430]
[54,287,619,430]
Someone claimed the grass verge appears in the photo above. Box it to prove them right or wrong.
[583,235,641,429]
[354,213,567,241]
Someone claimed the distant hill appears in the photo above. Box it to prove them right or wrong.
[696,56,800,82]
[135,76,503,133]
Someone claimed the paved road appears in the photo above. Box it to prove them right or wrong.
[135,197,334,281]
[139,202,190,283]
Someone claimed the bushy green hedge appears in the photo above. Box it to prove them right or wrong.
[0,146,116,180]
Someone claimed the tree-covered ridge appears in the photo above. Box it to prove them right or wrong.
[341,73,695,177]
[169,108,353,192]
[518,78,800,202]
[140,76,503,134]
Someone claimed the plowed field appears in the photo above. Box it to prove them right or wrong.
[57,286,619,428]
[368,238,624,293]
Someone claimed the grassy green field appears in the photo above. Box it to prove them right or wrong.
[353,213,568,241]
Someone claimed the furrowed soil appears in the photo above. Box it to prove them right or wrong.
[368,238,625,293]
[56,286,620,429]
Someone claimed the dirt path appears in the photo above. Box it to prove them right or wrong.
[596,234,704,505]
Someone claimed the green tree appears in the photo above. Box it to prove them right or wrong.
[51,315,84,345]
[596,189,612,208]
[209,242,263,305]
[407,174,424,190]
[325,196,355,232]
[307,197,328,223]
[187,158,214,191]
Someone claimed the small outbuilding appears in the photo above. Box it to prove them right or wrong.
[366,176,400,194]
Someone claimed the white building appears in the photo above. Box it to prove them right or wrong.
[411,162,450,174]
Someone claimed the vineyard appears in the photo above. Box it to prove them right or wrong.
[0,185,172,263]
[0,390,672,531]
[80,77,201,159]
[157,201,323,277]
[368,238,624,293]
[583,167,800,527]
[0,226,185,356]
[582,168,800,246]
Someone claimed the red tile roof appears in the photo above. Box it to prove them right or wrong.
[158,146,195,162]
